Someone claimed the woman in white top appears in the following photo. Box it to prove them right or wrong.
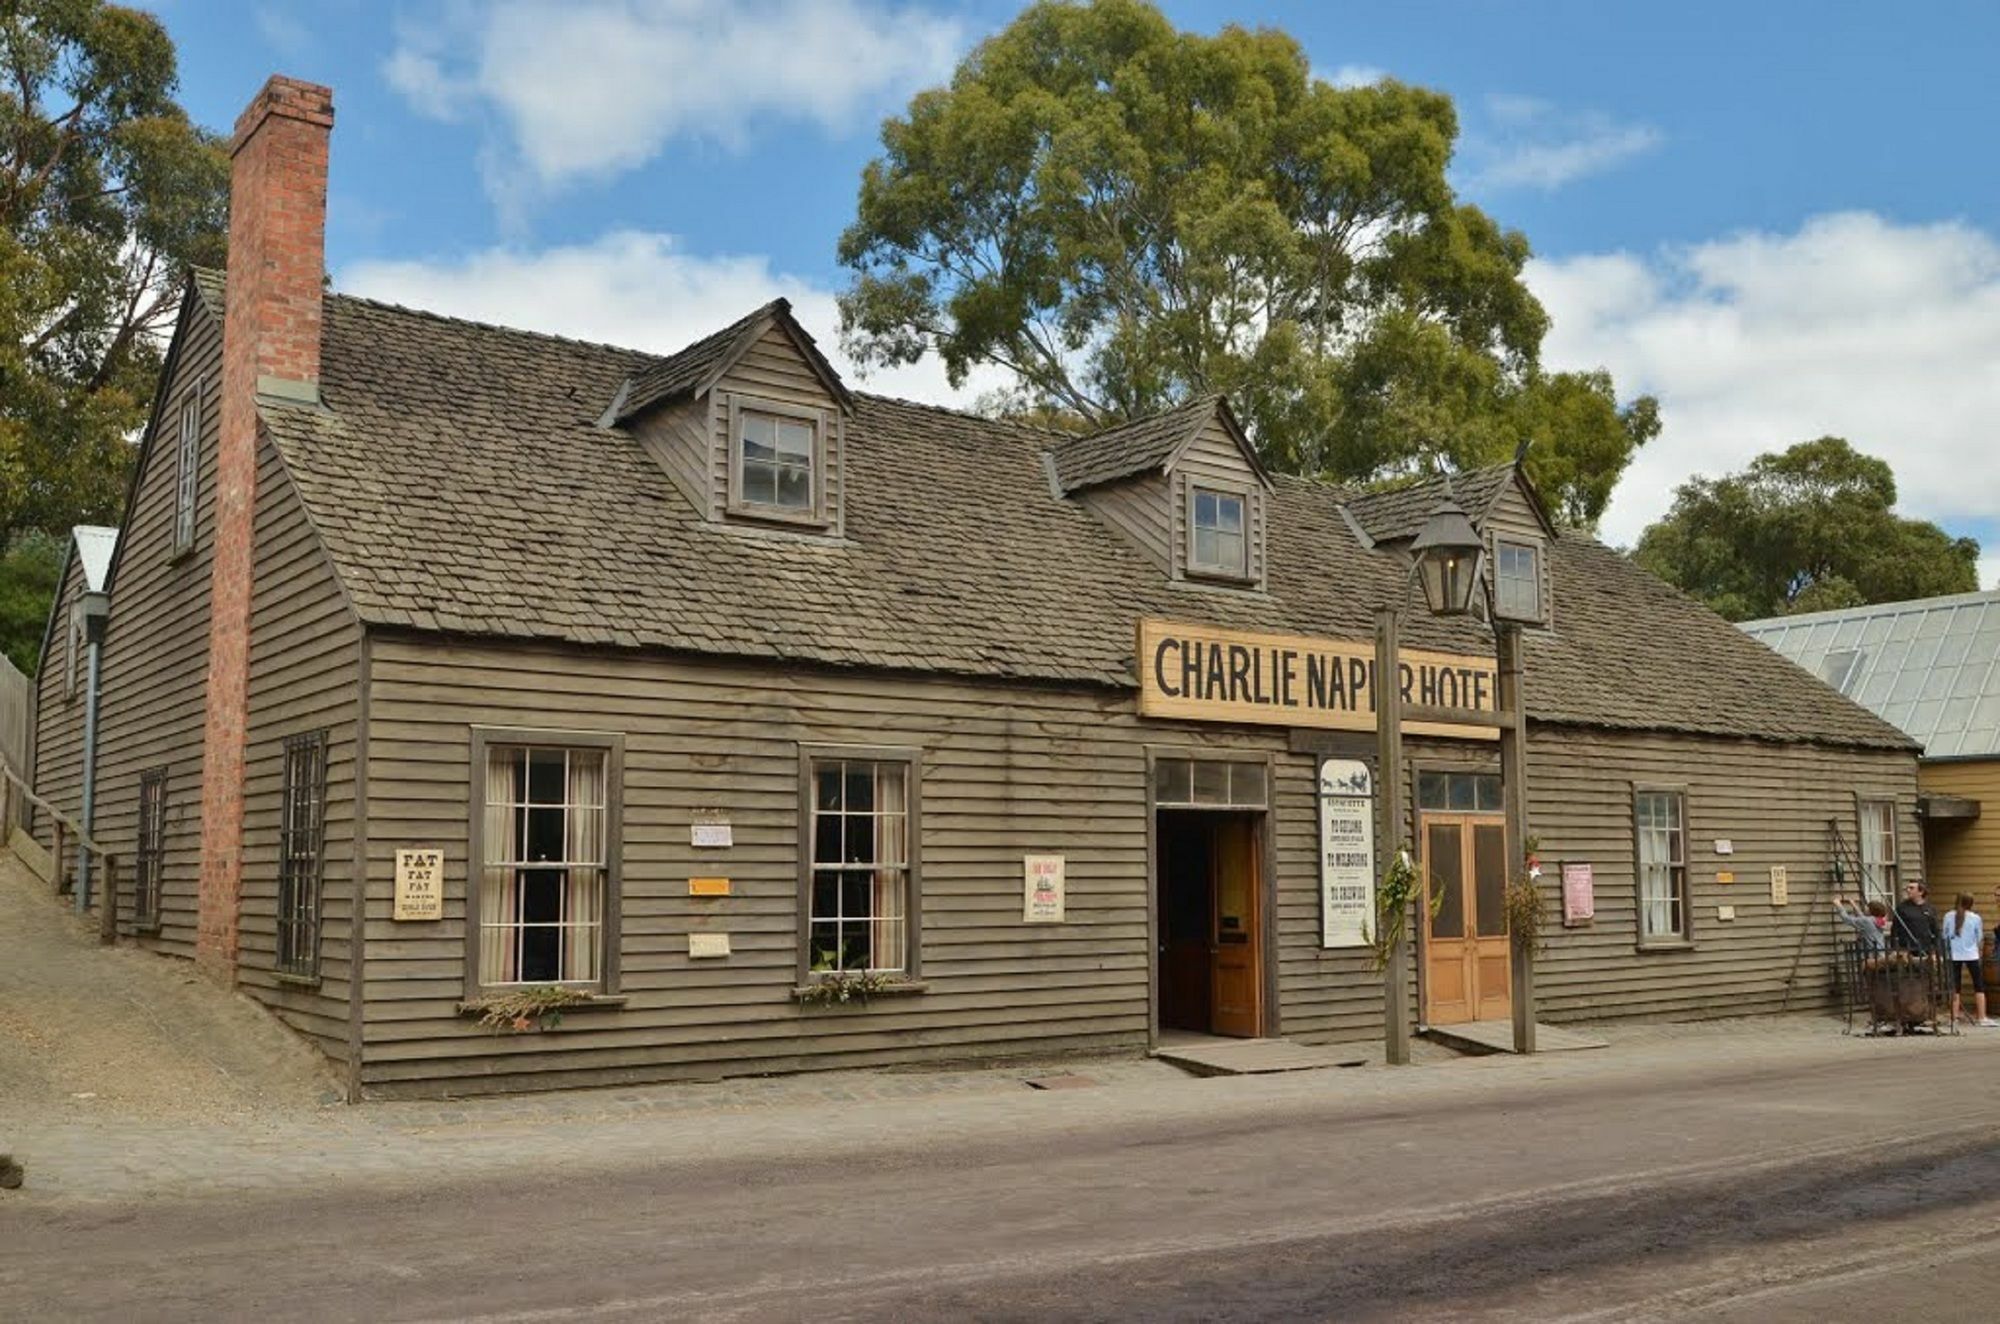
[1944,893,1996,1027]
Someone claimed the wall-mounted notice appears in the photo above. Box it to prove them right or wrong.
[1023,854,1066,922]
[1717,870,1736,885]
[1769,865,1790,906]
[1714,838,1735,856]
[393,848,444,921]
[1318,759,1375,949]
[1561,861,1595,927]
[689,933,731,958]
[690,818,733,849]
[688,877,731,897]
[1717,905,1737,922]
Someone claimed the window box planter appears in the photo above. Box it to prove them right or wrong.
[792,974,929,1007]
[456,987,625,1032]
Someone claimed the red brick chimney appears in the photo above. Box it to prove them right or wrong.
[196,75,333,981]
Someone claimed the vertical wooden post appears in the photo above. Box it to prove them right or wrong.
[53,820,66,897]
[1378,606,1411,1066]
[1499,622,1536,1055]
[99,854,118,945]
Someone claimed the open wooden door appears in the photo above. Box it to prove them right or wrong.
[1210,815,1262,1038]
[1422,815,1511,1027]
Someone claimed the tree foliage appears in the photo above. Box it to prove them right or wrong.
[1633,437,1979,621]
[0,1,228,551]
[838,0,1658,524]
[0,530,63,676]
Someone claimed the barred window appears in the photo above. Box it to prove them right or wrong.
[1635,790,1688,945]
[1859,800,1899,904]
[477,743,613,989]
[172,385,200,554]
[807,757,915,976]
[135,767,167,931]
[277,731,329,978]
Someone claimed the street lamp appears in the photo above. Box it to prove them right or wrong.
[1377,482,1533,1064]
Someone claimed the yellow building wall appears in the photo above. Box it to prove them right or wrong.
[1919,759,2000,904]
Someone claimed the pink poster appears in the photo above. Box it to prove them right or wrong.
[1562,861,1595,926]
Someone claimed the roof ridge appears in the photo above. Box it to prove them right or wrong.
[325,287,658,359]
[853,390,1074,440]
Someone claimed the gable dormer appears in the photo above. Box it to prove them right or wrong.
[1047,396,1273,589]
[1340,461,1560,628]
[608,300,853,535]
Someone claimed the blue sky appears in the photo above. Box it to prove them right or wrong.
[162,1,2000,569]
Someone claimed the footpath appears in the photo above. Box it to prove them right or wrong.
[5,847,1997,1208]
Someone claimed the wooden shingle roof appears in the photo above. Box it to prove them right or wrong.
[203,274,1915,751]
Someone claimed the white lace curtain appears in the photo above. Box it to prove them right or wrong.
[479,746,606,986]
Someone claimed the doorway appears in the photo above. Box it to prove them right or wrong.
[1421,813,1511,1026]
[1156,810,1264,1038]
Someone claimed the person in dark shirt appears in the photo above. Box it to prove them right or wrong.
[1893,880,1939,953]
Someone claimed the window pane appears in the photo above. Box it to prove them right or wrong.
[775,463,811,509]
[1193,528,1219,567]
[817,767,843,812]
[1449,774,1477,810]
[742,461,777,506]
[1428,822,1465,939]
[776,417,814,459]
[1213,531,1245,575]
[1230,762,1267,807]
[1417,771,1448,810]
[1192,760,1231,804]
[1474,823,1508,938]
[1156,759,1192,804]
[845,764,875,815]
[1475,774,1503,812]
[740,412,777,460]
[1195,490,1217,526]
[1217,495,1243,534]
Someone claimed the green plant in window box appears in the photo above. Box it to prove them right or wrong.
[459,985,596,1032]
[795,952,910,1006]
[1506,835,1546,959]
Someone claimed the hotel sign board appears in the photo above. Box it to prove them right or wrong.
[1138,619,1499,739]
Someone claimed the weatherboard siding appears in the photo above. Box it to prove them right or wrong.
[237,435,361,1058]
[1524,727,1922,1022]
[90,300,222,958]
[706,323,846,534]
[1079,474,1173,571]
[27,551,89,867]
[1918,759,2000,903]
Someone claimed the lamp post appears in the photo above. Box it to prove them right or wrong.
[1379,488,1534,1062]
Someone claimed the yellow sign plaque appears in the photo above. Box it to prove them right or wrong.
[393,848,444,922]
[688,877,732,897]
[1137,619,1498,739]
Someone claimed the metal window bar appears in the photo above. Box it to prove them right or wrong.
[276,730,329,978]
[134,768,167,929]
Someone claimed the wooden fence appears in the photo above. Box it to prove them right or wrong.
[0,653,29,833]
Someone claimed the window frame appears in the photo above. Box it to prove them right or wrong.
[1493,537,1545,623]
[464,726,625,999]
[796,744,924,986]
[1857,798,1900,906]
[135,766,168,933]
[1185,481,1254,582]
[171,379,202,558]
[1632,786,1693,949]
[276,729,330,982]
[727,395,827,526]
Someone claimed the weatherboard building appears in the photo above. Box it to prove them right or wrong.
[25,76,1923,1098]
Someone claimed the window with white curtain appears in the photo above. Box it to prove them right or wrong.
[1858,800,1899,904]
[1635,790,1688,945]
[477,741,615,989]
[807,756,915,976]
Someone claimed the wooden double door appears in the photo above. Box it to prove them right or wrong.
[1422,813,1512,1026]
[1158,811,1263,1038]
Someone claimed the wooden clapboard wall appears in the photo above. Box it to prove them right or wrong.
[1919,759,2000,906]
[26,549,88,854]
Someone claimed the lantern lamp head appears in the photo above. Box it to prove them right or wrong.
[1409,492,1485,617]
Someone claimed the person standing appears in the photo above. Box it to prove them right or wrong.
[1833,896,1888,952]
[1894,881,1938,953]
[1944,894,1996,1027]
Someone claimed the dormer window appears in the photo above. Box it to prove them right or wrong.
[1495,539,1543,621]
[729,400,821,521]
[1190,486,1249,579]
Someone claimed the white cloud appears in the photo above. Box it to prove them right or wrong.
[1467,94,1661,191]
[254,5,312,57]
[1979,553,2000,592]
[1528,211,2000,548]
[1316,64,1387,89]
[337,230,1006,409]
[383,0,962,203]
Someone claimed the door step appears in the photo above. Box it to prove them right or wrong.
[1152,1037,1370,1077]
[1422,1020,1608,1055]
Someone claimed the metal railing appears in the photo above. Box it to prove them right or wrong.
[1835,943,1958,1037]
[0,753,118,944]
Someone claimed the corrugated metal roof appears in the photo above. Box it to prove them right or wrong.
[1742,590,2000,757]
[73,526,117,592]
